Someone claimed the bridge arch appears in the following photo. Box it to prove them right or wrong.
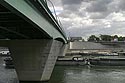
[55,37,65,44]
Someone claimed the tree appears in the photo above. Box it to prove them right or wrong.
[111,35,118,41]
[113,35,118,39]
[87,35,100,42]
[118,36,125,41]
[100,35,112,41]
[82,38,85,42]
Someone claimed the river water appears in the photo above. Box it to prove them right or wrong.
[49,66,125,83]
[1,57,125,83]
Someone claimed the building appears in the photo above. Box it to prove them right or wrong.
[69,37,82,42]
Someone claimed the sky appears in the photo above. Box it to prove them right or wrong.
[48,0,125,40]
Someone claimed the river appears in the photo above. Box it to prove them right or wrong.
[49,66,125,83]
[1,57,125,83]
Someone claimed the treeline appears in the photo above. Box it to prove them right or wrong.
[87,35,125,42]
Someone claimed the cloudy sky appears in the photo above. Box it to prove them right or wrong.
[48,0,125,40]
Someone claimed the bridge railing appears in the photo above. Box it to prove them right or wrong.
[33,0,67,40]
[43,0,66,33]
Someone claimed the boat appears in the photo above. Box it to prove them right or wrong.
[56,57,86,66]
[89,57,125,66]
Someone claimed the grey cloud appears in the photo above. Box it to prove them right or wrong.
[50,0,125,38]
[48,0,62,7]
[61,0,96,5]
[61,0,83,5]
[61,0,84,12]
[66,23,125,39]
[86,0,112,13]
[63,4,81,11]
[89,12,109,19]
[86,0,123,19]
[87,4,107,13]
[86,0,125,19]
[119,0,125,11]
[108,0,125,12]
[108,1,120,13]
[59,10,72,18]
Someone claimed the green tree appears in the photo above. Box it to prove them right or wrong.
[113,35,118,38]
[100,35,112,41]
[82,38,85,42]
[111,35,118,41]
[88,35,100,42]
[118,36,125,41]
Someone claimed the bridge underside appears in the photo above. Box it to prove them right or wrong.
[0,4,51,39]
[0,1,68,82]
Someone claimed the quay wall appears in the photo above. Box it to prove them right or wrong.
[69,41,125,51]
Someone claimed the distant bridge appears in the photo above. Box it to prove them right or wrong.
[0,0,67,82]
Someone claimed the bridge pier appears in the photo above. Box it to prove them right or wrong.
[8,39,64,82]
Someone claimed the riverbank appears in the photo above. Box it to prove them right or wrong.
[56,55,125,66]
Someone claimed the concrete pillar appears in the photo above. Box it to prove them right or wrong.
[58,44,68,57]
[8,39,64,82]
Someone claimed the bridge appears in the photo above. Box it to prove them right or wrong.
[0,0,67,82]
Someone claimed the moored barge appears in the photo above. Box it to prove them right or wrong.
[90,58,125,66]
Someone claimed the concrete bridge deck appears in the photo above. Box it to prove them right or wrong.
[0,0,67,43]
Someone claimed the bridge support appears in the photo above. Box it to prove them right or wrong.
[8,39,64,82]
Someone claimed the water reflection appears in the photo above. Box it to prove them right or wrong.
[2,65,125,83]
[48,66,125,83]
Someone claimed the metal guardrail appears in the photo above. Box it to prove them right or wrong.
[32,0,67,40]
